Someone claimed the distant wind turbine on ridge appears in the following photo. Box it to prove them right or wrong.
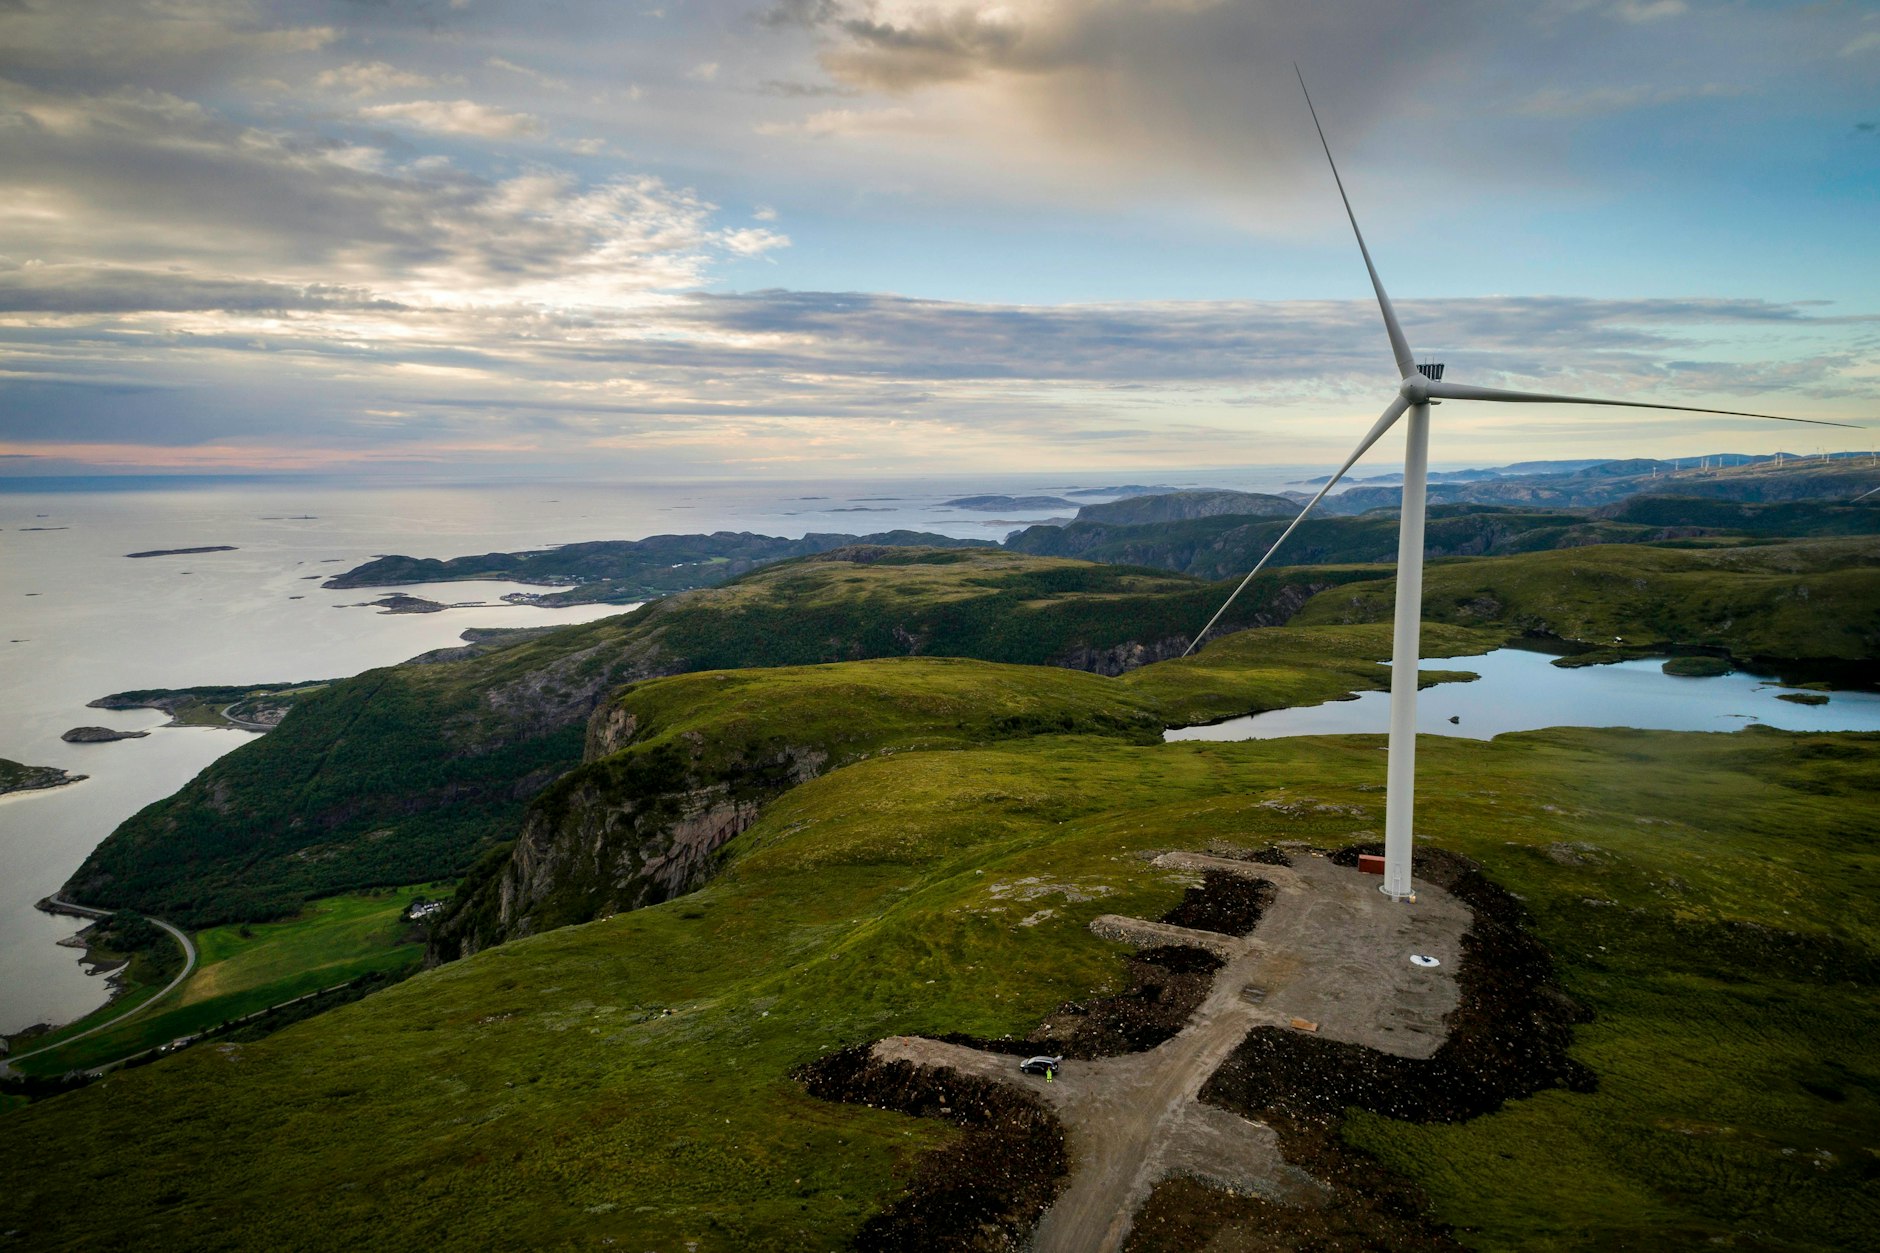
[1187,67,1862,903]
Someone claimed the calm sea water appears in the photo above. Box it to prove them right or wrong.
[1,469,1297,1034]
[1166,647,1880,741]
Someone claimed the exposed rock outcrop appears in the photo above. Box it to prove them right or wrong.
[428,705,832,962]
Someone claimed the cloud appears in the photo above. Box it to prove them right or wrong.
[1610,0,1687,23]
[486,56,570,91]
[356,98,545,139]
[1517,81,1745,119]
[0,0,335,92]
[4,287,1868,472]
[758,78,860,98]
[687,62,720,82]
[0,264,400,313]
[0,78,783,311]
[756,105,915,138]
[0,0,1871,477]
[747,0,1499,201]
[315,61,436,96]
[1843,31,1880,57]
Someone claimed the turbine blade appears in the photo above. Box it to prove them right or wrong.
[1182,394,1411,658]
[1297,64,1417,382]
[1424,379,1862,428]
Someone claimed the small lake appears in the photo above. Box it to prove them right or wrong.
[1166,648,1880,742]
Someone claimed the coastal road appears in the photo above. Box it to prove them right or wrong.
[3,899,198,1074]
[217,703,275,732]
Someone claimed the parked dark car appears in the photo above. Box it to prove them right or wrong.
[1019,1055,1062,1076]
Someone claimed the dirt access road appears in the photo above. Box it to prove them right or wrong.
[874,849,1469,1252]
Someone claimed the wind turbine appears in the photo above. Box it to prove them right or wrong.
[1187,69,1860,902]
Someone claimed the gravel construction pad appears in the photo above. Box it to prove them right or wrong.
[796,860,1278,1247]
[1131,845,1595,1251]
[800,844,1591,1250]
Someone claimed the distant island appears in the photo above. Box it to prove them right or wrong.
[125,545,238,558]
[61,727,150,743]
[0,758,86,796]
[940,495,1075,511]
[1063,485,1186,498]
[366,594,447,614]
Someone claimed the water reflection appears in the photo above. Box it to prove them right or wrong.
[1166,648,1880,742]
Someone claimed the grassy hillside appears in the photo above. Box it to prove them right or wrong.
[432,622,1498,956]
[1294,537,1880,669]
[2,641,1873,1249]
[65,550,1360,927]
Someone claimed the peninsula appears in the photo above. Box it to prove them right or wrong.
[0,759,86,796]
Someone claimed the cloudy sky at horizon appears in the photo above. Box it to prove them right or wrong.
[1,0,1876,481]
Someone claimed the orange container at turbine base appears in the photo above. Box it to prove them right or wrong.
[1357,854,1386,876]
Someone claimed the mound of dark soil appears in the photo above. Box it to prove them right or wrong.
[795,1046,1066,1252]
[1161,869,1275,936]
[941,944,1225,1061]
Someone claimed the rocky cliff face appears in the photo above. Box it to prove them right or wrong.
[428,716,828,961]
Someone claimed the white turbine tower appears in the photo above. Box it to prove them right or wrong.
[1187,69,1860,902]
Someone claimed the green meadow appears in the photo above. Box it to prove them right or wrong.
[2,626,1874,1250]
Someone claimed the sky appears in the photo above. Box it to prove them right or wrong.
[0,0,1876,481]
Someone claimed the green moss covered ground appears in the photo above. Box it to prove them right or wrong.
[2,627,1874,1250]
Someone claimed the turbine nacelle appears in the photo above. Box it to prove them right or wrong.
[1398,373,1432,405]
